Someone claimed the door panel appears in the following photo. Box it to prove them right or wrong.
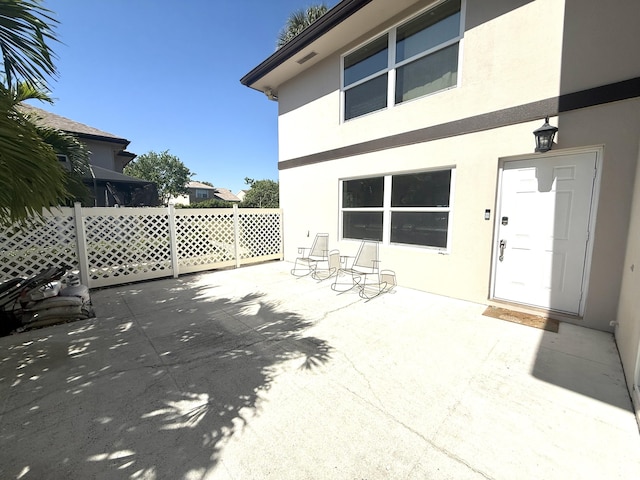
[493,151,597,314]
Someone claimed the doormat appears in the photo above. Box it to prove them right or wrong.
[482,306,559,333]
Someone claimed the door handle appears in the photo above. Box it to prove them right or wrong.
[499,239,507,262]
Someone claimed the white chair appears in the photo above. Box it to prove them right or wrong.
[311,249,341,281]
[331,241,395,300]
[291,233,329,277]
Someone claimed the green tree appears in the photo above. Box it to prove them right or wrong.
[240,177,279,208]
[187,198,235,209]
[0,1,81,227]
[124,150,193,205]
[276,4,328,49]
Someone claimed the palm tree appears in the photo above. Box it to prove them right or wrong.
[0,0,58,89]
[33,108,91,206]
[0,82,91,227]
[0,1,88,227]
[276,4,328,49]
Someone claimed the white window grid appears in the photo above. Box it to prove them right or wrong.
[340,0,466,122]
[340,168,456,252]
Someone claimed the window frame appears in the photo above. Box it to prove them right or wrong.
[340,167,456,252]
[340,0,464,122]
[195,189,209,199]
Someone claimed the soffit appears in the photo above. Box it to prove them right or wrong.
[242,0,422,96]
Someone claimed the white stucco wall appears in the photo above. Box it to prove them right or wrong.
[616,137,640,418]
[275,0,640,334]
[281,98,640,333]
[278,0,565,161]
[560,0,640,94]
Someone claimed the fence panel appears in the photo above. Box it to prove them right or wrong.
[0,205,283,289]
[83,207,173,288]
[0,207,78,279]
[238,209,283,265]
[174,208,238,274]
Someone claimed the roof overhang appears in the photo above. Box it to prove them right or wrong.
[85,165,151,184]
[74,132,130,147]
[240,0,422,97]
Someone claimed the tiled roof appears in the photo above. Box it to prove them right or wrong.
[19,104,130,145]
[187,181,216,189]
[213,188,241,202]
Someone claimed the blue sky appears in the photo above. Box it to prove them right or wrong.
[36,0,338,194]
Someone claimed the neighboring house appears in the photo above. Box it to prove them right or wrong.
[21,104,159,207]
[185,181,241,204]
[242,0,640,416]
[236,189,248,202]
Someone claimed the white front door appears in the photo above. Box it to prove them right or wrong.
[493,151,598,314]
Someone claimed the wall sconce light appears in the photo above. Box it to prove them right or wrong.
[533,116,558,152]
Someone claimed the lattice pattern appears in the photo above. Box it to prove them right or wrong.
[1,207,282,288]
[84,213,172,281]
[0,211,78,281]
[239,212,282,259]
[176,211,236,267]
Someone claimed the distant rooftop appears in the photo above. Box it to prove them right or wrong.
[187,182,241,202]
[188,181,217,190]
[19,104,130,146]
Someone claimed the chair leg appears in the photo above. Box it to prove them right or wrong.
[358,271,396,300]
[331,269,359,293]
[291,259,313,277]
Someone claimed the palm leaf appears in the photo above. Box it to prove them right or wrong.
[276,4,328,49]
[0,0,58,88]
[0,84,68,227]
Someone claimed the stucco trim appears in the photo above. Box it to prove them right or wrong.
[279,76,640,171]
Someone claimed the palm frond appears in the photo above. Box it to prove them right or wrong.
[276,3,328,49]
[0,87,67,226]
[0,0,58,88]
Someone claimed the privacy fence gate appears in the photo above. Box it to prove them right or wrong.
[0,204,283,289]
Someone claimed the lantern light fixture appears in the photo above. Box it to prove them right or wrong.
[533,116,558,152]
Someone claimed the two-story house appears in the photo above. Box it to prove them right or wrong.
[242,0,640,418]
[186,181,241,204]
[22,104,159,207]
[168,182,241,206]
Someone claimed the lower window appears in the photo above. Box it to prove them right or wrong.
[341,169,453,249]
[343,211,383,241]
[390,212,448,248]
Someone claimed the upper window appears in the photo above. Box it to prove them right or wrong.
[195,189,209,199]
[342,0,462,121]
[341,169,454,250]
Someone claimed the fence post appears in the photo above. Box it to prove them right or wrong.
[73,202,90,286]
[168,204,179,278]
[279,209,284,260]
[233,204,241,268]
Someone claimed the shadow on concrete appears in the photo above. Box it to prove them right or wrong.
[0,276,331,479]
[531,326,632,410]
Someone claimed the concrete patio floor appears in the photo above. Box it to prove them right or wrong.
[1,261,638,479]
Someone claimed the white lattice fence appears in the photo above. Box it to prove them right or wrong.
[83,207,173,288]
[0,207,78,279]
[0,204,283,289]
[239,210,283,262]
[175,209,237,274]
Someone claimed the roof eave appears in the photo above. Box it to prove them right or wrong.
[74,132,130,147]
[240,0,373,89]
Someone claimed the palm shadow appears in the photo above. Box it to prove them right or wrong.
[0,275,332,479]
